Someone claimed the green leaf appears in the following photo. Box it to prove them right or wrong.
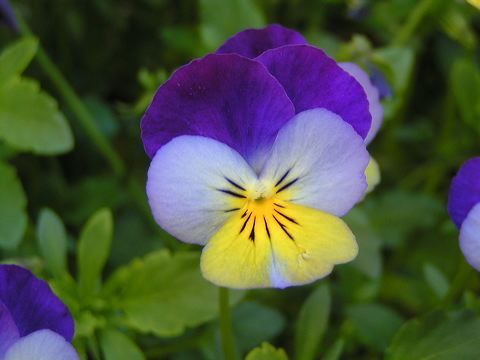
[245,343,288,360]
[387,311,480,360]
[37,208,68,278]
[294,284,331,360]
[103,249,243,337]
[100,329,145,360]
[423,263,449,298]
[344,209,382,279]
[322,338,345,360]
[0,78,73,155]
[77,208,113,297]
[347,303,404,352]
[0,161,27,249]
[233,302,285,353]
[199,0,265,50]
[0,37,38,84]
[451,58,480,132]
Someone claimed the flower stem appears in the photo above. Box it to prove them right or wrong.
[219,287,237,360]
[442,258,474,307]
[16,16,126,177]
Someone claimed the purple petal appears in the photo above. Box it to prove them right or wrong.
[0,0,18,32]
[216,24,307,58]
[256,45,372,139]
[368,65,392,99]
[0,300,19,358]
[459,203,480,272]
[339,62,383,145]
[448,158,480,228]
[0,265,74,341]
[4,329,79,360]
[141,53,295,167]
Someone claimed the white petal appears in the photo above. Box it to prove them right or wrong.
[340,62,383,145]
[259,108,369,216]
[147,135,258,245]
[4,329,79,360]
[459,203,480,271]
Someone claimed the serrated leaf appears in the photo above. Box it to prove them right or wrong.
[294,285,330,360]
[37,208,68,278]
[0,78,73,155]
[245,342,288,360]
[100,329,145,360]
[103,249,243,337]
[0,37,38,83]
[199,0,265,50]
[387,311,480,360]
[77,208,113,297]
[0,161,27,249]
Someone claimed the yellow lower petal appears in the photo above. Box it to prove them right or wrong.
[365,156,381,194]
[467,0,480,10]
[200,200,358,289]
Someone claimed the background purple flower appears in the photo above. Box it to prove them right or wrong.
[0,0,19,32]
[0,265,77,359]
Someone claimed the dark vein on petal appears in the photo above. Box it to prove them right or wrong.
[224,207,240,213]
[263,216,271,240]
[276,178,299,194]
[272,214,294,240]
[274,209,299,225]
[249,217,256,242]
[217,189,246,198]
[239,212,252,234]
[224,177,246,191]
[274,203,285,208]
[275,169,291,187]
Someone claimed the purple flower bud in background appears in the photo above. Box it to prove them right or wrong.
[368,65,392,99]
[448,158,480,271]
[0,264,79,360]
[0,0,19,32]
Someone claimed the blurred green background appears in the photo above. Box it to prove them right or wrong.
[1,0,480,359]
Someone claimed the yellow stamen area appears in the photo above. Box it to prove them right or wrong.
[201,180,358,289]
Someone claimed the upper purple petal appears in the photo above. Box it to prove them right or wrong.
[141,53,296,165]
[0,265,74,341]
[216,24,307,58]
[448,157,480,228]
[256,45,372,139]
[0,0,19,32]
[0,300,19,358]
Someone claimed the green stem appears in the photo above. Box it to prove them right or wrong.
[16,16,125,177]
[392,0,438,46]
[219,287,237,360]
[442,258,474,307]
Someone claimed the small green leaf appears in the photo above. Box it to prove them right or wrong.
[294,284,331,360]
[77,208,113,297]
[100,329,145,360]
[103,249,243,337]
[0,37,38,83]
[451,58,480,131]
[387,311,480,360]
[0,161,27,249]
[233,302,285,353]
[347,303,404,352]
[37,208,68,278]
[0,78,73,155]
[199,0,265,50]
[245,343,288,360]
[322,338,345,360]
[423,263,449,298]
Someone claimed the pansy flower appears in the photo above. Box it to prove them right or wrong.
[142,25,374,289]
[0,264,78,360]
[448,158,480,271]
[0,0,18,32]
[216,24,384,193]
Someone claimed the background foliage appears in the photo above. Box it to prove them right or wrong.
[1,0,480,359]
